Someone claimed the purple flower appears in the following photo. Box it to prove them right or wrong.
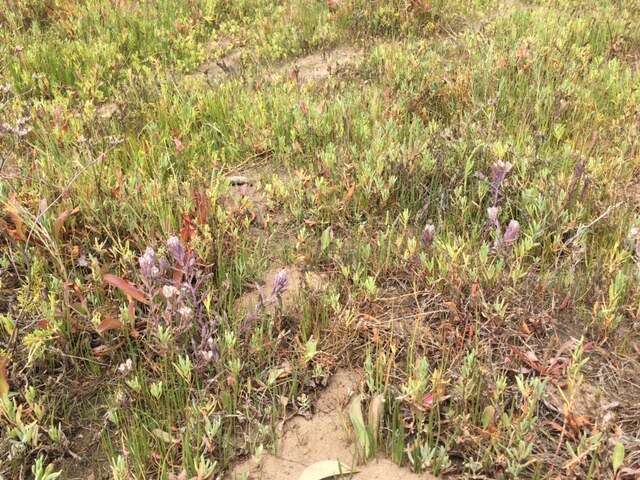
[422,224,436,249]
[271,269,288,298]
[139,247,159,279]
[167,235,185,265]
[503,220,520,245]
[490,161,513,188]
[487,207,500,227]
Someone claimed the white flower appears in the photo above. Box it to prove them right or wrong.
[162,285,179,299]
[117,358,133,375]
[178,306,193,321]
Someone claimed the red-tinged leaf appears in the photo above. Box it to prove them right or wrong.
[327,0,339,12]
[0,357,9,397]
[96,315,124,334]
[422,393,434,411]
[343,183,355,204]
[192,189,209,225]
[54,207,80,238]
[103,274,149,305]
[36,319,50,329]
[172,268,183,287]
[180,212,195,244]
[5,193,26,242]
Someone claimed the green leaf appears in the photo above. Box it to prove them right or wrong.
[612,441,625,472]
[348,394,372,460]
[481,405,495,429]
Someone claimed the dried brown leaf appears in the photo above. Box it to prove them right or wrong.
[103,274,149,305]
[54,207,79,238]
[0,357,9,397]
[95,315,124,334]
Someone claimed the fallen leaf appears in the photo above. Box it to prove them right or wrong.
[0,357,9,397]
[298,460,356,480]
[96,316,124,334]
[54,207,79,238]
[103,274,149,305]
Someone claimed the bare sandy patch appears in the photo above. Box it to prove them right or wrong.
[235,266,327,320]
[229,369,432,480]
[283,47,363,83]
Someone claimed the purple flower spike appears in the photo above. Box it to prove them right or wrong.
[490,160,513,188]
[487,207,500,226]
[139,247,159,279]
[422,224,436,249]
[271,269,288,298]
[167,235,185,265]
[503,220,520,245]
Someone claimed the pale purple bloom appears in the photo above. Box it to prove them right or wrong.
[271,269,288,298]
[490,161,512,188]
[167,235,185,265]
[503,220,520,245]
[139,247,159,279]
[422,224,436,248]
[489,161,513,205]
[487,207,500,226]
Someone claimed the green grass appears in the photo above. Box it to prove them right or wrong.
[2,0,640,478]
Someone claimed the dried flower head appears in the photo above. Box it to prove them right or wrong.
[271,269,288,298]
[503,220,521,245]
[422,224,436,248]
